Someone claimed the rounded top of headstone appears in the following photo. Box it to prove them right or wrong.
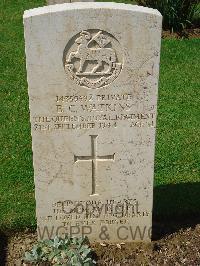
[23,2,162,19]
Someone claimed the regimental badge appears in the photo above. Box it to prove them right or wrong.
[64,29,123,89]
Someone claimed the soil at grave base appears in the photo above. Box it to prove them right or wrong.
[3,224,200,266]
[162,28,200,39]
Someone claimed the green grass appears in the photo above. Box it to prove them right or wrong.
[154,39,200,219]
[0,0,200,231]
[0,0,46,231]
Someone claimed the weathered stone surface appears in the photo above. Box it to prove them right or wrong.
[23,3,162,242]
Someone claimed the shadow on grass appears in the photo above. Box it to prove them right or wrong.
[0,231,8,265]
[152,182,200,240]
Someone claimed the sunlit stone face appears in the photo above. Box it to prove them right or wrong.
[24,3,162,242]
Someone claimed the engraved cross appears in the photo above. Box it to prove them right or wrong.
[74,135,115,196]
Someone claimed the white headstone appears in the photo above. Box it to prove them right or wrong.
[24,3,162,242]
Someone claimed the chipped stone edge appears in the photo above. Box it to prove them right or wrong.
[23,2,162,20]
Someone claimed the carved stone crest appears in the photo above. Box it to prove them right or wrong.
[64,29,123,89]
